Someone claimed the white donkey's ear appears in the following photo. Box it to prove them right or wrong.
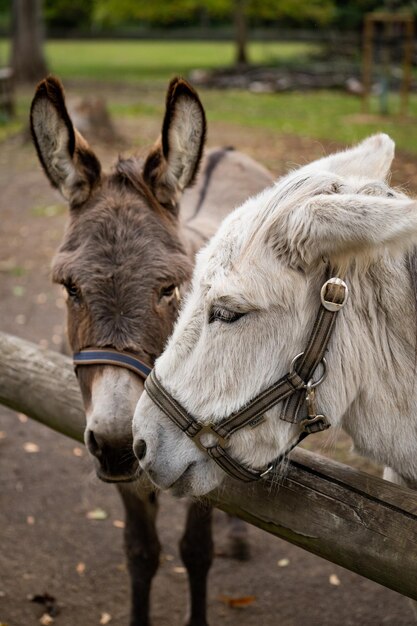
[272,193,417,268]
[307,134,395,181]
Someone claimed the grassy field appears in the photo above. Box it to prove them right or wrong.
[0,39,318,81]
[112,87,417,154]
[1,39,417,154]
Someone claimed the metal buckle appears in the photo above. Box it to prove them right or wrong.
[300,414,330,433]
[290,352,328,389]
[191,425,229,452]
[320,277,348,312]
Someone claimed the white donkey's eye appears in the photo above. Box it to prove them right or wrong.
[208,307,245,324]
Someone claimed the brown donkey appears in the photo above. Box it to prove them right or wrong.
[30,76,272,626]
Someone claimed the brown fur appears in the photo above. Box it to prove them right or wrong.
[52,163,193,381]
[31,75,273,626]
[30,76,101,207]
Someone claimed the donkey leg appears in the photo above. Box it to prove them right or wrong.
[226,515,250,561]
[180,501,213,626]
[117,483,161,626]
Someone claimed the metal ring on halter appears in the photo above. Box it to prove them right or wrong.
[289,352,328,389]
[320,277,348,312]
[260,464,275,479]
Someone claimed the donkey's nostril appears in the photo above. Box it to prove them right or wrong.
[86,430,103,458]
[134,439,147,461]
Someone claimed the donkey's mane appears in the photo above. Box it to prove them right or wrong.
[407,248,417,359]
[111,156,172,224]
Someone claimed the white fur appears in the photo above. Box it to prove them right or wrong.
[133,133,417,497]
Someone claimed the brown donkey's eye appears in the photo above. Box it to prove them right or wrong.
[160,284,176,299]
[63,280,81,301]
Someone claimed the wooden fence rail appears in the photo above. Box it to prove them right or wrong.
[0,331,416,600]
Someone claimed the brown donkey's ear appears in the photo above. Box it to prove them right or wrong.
[143,77,206,214]
[30,76,101,207]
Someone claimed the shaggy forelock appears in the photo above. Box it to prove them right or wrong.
[192,166,408,318]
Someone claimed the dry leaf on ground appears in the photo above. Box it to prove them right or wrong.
[219,594,256,608]
[112,520,125,529]
[86,508,108,520]
[100,612,112,624]
[23,442,40,453]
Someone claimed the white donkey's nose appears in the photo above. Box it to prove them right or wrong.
[133,438,147,461]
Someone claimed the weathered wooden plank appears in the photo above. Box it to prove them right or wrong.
[0,330,416,599]
[209,451,417,600]
[0,331,84,442]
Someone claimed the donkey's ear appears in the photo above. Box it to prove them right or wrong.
[30,76,101,207]
[277,193,417,268]
[307,134,395,181]
[143,77,206,214]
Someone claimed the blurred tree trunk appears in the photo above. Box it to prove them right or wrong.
[234,0,248,66]
[11,0,48,83]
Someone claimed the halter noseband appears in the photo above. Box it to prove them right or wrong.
[144,276,348,483]
[73,348,152,380]
[73,288,181,380]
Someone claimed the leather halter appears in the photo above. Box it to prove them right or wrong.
[73,288,180,380]
[73,348,152,380]
[144,277,348,483]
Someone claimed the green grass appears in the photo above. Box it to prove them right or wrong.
[203,90,417,154]
[111,88,417,155]
[1,39,417,155]
[0,39,318,82]
[0,118,22,142]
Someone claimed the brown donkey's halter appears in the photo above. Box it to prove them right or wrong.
[73,348,151,380]
[72,288,181,379]
[144,277,349,483]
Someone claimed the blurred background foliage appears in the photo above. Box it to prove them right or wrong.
[0,0,414,33]
[0,0,416,152]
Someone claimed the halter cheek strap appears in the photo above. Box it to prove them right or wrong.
[73,348,152,380]
[144,276,349,483]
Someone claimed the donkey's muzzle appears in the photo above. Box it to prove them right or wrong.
[86,429,139,482]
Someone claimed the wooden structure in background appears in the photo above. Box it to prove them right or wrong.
[362,12,414,116]
[0,330,417,600]
[0,67,15,119]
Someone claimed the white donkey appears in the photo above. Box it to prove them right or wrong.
[132,133,417,500]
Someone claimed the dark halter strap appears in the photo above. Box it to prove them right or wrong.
[144,277,348,483]
[73,348,152,380]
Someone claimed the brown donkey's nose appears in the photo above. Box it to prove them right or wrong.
[85,429,138,479]
[134,439,147,461]
[86,429,103,458]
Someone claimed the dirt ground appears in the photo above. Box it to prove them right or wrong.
[1,85,417,626]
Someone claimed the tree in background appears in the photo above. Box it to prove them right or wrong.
[44,0,95,31]
[93,0,335,65]
[11,0,48,82]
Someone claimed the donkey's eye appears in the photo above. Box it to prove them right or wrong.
[63,280,81,301]
[160,284,177,299]
[209,307,245,324]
